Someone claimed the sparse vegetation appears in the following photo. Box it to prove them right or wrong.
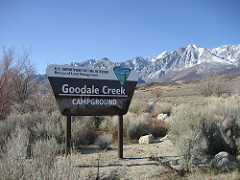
[169,95,240,171]
[196,75,227,97]
[0,127,81,180]
[197,78,216,96]
[152,102,172,116]
[1,46,240,179]
[95,134,113,150]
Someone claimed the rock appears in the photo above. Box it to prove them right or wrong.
[237,155,240,162]
[210,151,239,171]
[157,113,168,121]
[139,134,154,144]
[160,134,169,141]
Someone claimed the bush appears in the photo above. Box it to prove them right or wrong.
[128,100,148,114]
[207,96,240,155]
[72,116,105,148]
[0,127,29,179]
[0,126,81,180]
[0,111,65,154]
[123,113,149,140]
[152,102,173,117]
[0,111,108,153]
[95,134,113,150]
[14,93,59,115]
[26,138,59,179]
[147,118,169,138]
[196,77,215,97]
[71,117,89,148]
[169,96,240,171]
[111,112,168,142]
[169,108,208,171]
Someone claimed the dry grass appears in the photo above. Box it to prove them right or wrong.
[168,95,240,172]
[1,76,240,179]
[0,127,82,180]
[95,133,113,150]
[134,76,240,103]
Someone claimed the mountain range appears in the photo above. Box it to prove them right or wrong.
[70,44,240,83]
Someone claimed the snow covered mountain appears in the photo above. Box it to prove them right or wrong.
[70,44,240,83]
[209,44,240,66]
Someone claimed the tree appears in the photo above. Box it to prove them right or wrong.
[214,80,225,97]
[0,47,17,120]
[0,46,34,120]
[14,49,35,104]
[197,73,226,97]
[197,77,215,97]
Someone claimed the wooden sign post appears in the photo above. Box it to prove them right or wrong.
[118,115,123,158]
[65,111,71,157]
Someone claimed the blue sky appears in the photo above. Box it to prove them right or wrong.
[0,0,239,74]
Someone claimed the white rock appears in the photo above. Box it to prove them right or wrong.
[160,134,169,141]
[157,113,168,121]
[139,134,154,144]
[210,151,239,171]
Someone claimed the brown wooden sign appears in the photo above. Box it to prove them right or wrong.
[46,64,138,116]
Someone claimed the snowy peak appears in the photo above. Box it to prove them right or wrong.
[186,43,200,50]
[156,51,170,59]
[70,44,240,83]
[124,56,152,71]
[209,44,240,66]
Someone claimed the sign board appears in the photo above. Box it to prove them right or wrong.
[46,64,138,116]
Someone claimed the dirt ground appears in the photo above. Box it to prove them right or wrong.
[57,137,240,179]
[75,136,179,179]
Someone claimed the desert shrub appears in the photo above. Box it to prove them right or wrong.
[25,138,59,179]
[123,113,149,140]
[0,110,110,153]
[155,88,163,98]
[169,107,208,171]
[82,117,99,144]
[71,117,89,148]
[207,96,240,155]
[101,166,126,180]
[234,82,240,95]
[110,116,119,142]
[52,155,81,180]
[0,117,17,149]
[128,99,148,114]
[0,127,29,179]
[0,111,65,154]
[71,116,99,147]
[98,116,113,132]
[169,96,240,171]
[14,92,58,115]
[0,112,37,151]
[111,113,148,141]
[91,116,105,131]
[0,126,81,180]
[47,111,65,145]
[111,112,168,142]
[197,77,215,97]
[147,118,169,138]
[95,134,113,150]
[152,102,173,117]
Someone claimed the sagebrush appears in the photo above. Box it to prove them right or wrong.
[169,96,240,171]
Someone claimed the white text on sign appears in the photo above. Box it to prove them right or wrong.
[61,84,127,96]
